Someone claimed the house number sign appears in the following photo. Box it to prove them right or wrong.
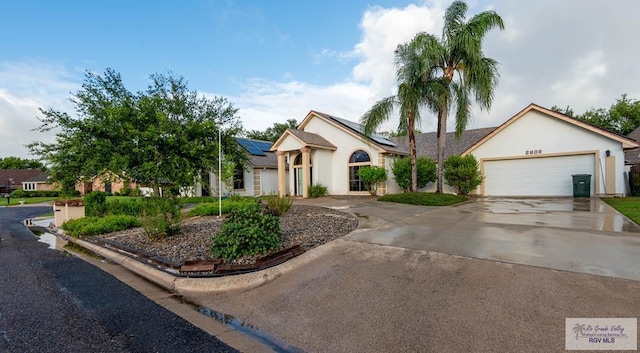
[525,149,542,155]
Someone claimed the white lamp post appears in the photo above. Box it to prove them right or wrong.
[218,125,222,218]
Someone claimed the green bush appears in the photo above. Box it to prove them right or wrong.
[444,155,484,195]
[62,215,141,237]
[211,203,282,260]
[357,166,387,196]
[307,183,328,198]
[140,197,182,240]
[187,199,256,217]
[378,192,468,206]
[84,191,108,217]
[391,157,437,192]
[265,194,293,216]
[9,190,71,198]
[106,198,142,216]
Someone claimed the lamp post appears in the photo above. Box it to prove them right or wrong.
[218,125,222,218]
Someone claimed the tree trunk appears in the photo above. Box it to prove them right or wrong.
[436,107,448,193]
[408,113,418,193]
[153,184,161,197]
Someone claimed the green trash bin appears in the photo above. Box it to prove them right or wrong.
[572,174,591,197]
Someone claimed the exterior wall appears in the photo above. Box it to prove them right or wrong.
[303,118,384,195]
[76,175,136,195]
[384,155,403,194]
[470,110,627,195]
[258,169,280,195]
[313,149,334,194]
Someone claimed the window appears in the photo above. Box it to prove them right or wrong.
[348,150,371,192]
[233,165,245,190]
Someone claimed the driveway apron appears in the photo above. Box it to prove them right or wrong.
[341,197,640,281]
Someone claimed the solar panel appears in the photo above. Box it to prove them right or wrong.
[329,115,397,147]
[236,138,273,156]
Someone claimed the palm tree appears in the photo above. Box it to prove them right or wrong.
[360,40,445,192]
[572,323,586,339]
[412,0,504,193]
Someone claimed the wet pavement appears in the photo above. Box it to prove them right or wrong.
[0,206,238,353]
[300,197,640,281]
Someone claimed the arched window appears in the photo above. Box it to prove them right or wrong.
[292,153,313,195]
[348,150,371,192]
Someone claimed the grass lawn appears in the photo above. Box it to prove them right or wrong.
[602,197,640,225]
[2,197,57,206]
[378,192,468,206]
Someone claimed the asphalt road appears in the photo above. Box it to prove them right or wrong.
[0,206,238,353]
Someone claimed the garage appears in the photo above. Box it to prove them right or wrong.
[483,154,595,196]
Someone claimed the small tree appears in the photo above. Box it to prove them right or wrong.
[391,157,436,192]
[444,155,483,195]
[357,166,387,196]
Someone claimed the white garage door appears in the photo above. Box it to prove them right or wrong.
[483,154,595,196]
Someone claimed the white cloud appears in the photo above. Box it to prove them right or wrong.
[231,2,446,133]
[0,62,80,158]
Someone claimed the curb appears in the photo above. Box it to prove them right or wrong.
[68,236,341,295]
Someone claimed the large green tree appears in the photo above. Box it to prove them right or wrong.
[29,69,245,196]
[245,118,298,142]
[413,0,504,193]
[0,157,46,171]
[552,94,640,135]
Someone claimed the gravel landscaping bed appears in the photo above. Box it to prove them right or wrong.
[99,205,358,265]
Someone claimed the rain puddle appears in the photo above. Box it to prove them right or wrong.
[198,307,305,353]
[28,224,67,250]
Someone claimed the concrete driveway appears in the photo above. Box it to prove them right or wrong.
[314,197,640,281]
[195,197,640,353]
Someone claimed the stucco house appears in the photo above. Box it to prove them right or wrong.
[271,110,407,197]
[270,104,638,198]
[195,137,282,197]
[462,104,637,197]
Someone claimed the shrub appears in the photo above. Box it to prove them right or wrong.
[444,155,484,195]
[188,199,256,217]
[265,194,293,216]
[357,166,387,196]
[378,192,467,206]
[391,157,437,192]
[140,197,182,240]
[211,203,281,260]
[307,183,328,198]
[9,189,26,198]
[62,215,140,237]
[84,191,108,217]
[106,198,142,216]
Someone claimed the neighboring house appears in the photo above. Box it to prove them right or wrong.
[22,172,57,192]
[270,110,407,197]
[0,169,52,194]
[462,104,638,197]
[75,171,137,195]
[270,104,638,198]
[194,137,283,197]
[624,126,640,166]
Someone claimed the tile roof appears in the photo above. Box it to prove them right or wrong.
[287,129,337,149]
[0,169,45,188]
[391,127,497,159]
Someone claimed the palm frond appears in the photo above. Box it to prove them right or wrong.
[360,96,397,136]
[452,81,471,138]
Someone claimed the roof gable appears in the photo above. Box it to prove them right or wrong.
[270,128,337,151]
[463,104,640,155]
[294,110,407,155]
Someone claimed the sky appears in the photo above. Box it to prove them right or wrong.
[2,0,640,159]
